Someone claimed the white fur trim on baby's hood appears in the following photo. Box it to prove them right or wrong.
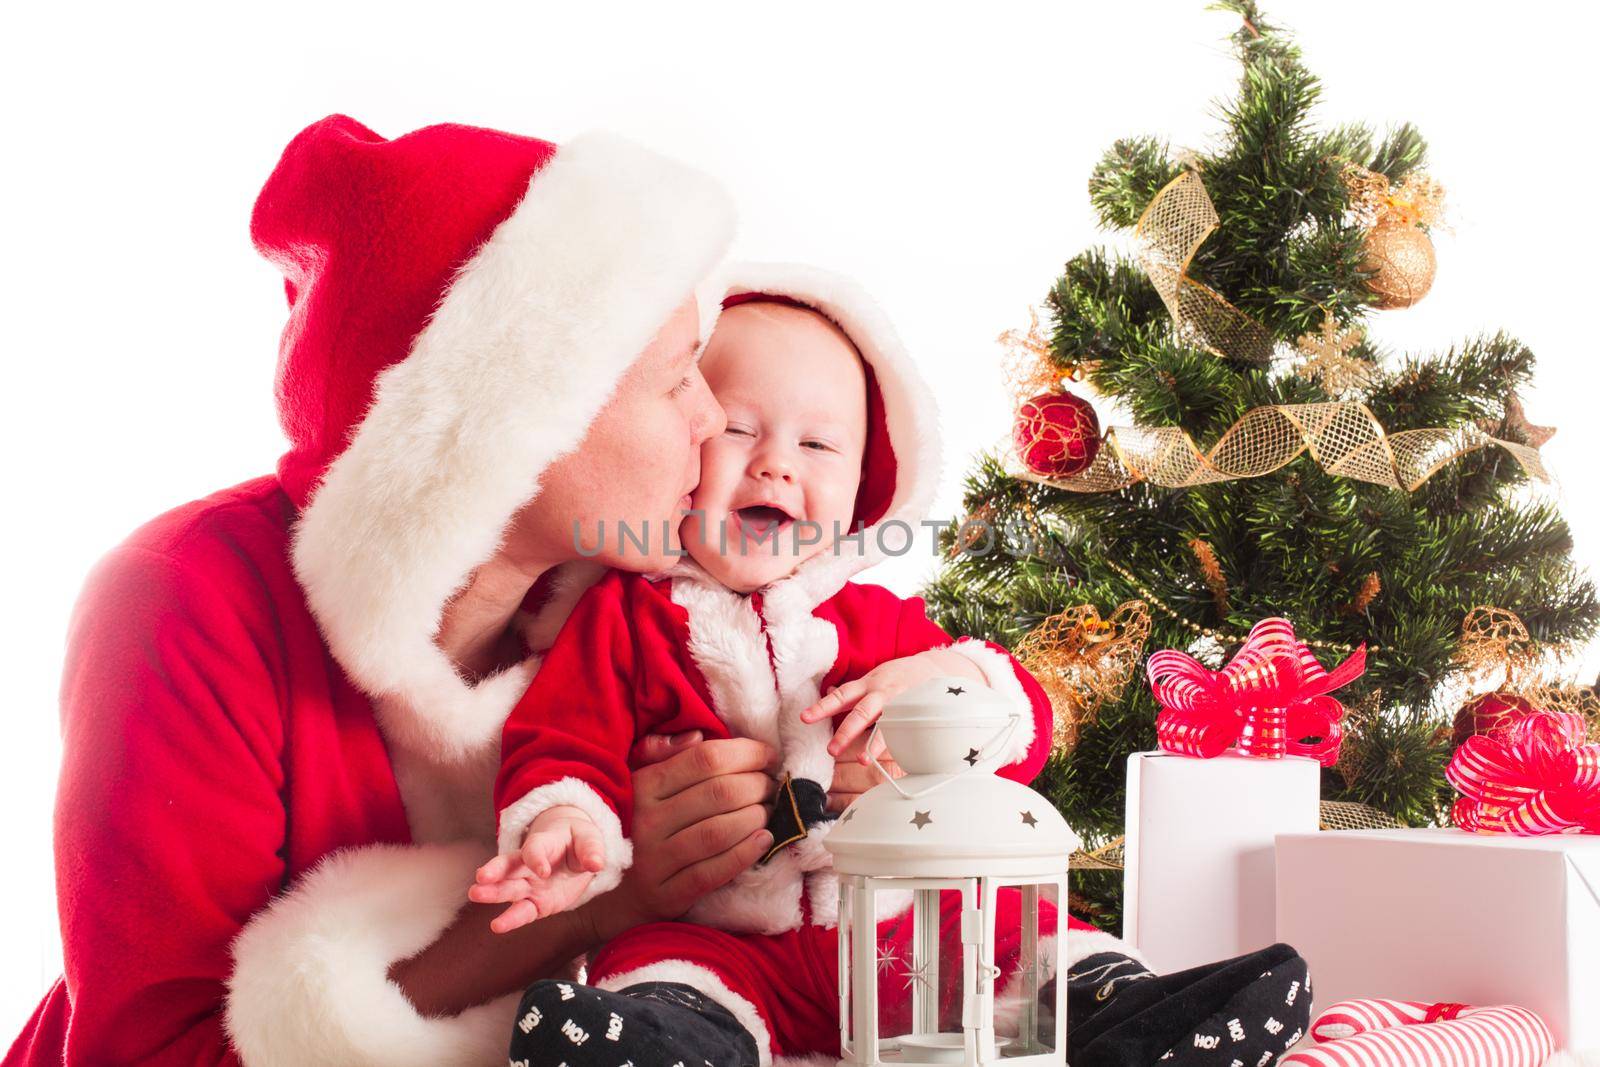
[291,134,735,781]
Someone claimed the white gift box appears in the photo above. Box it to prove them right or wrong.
[1276,828,1600,1053]
[1123,750,1320,973]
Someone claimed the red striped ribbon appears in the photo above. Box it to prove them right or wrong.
[1145,617,1365,766]
[1286,998,1554,1066]
[1446,709,1600,835]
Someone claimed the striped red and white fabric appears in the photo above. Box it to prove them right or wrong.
[1282,998,1555,1067]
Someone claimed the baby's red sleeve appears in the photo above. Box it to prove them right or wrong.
[493,571,641,900]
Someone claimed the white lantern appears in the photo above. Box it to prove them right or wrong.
[826,677,1078,1066]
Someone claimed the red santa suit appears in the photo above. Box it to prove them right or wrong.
[6,120,1123,1067]
[492,281,1086,1063]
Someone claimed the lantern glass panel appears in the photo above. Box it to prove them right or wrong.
[990,880,1060,1059]
[840,880,854,1056]
[866,882,971,1061]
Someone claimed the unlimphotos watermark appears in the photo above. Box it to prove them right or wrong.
[572,510,1050,559]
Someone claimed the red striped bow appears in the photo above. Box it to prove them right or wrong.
[1446,709,1600,835]
[1145,618,1365,765]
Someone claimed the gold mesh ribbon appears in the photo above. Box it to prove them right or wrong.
[1015,601,1153,754]
[1318,800,1402,831]
[1069,837,1126,872]
[1011,400,1548,493]
[1135,171,1275,363]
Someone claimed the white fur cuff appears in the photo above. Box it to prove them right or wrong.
[496,776,634,908]
[225,841,518,1066]
[945,638,1037,765]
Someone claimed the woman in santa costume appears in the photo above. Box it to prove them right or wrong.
[3,114,814,1067]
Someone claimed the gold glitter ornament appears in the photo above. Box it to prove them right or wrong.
[1014,601,1153,754]
[1360,220,1437,310]
[1451,606,1600,741]
[1342,164,1445,310]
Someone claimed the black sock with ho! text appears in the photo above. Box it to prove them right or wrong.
[509,978,761,1067]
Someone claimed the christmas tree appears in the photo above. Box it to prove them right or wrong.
[923,0,1599,924]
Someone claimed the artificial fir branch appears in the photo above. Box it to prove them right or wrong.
[1088,138,1182,230]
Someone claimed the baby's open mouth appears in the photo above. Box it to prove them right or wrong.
[735,504,795,540]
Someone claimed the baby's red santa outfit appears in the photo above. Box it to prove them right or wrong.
[493,268,1105,1065]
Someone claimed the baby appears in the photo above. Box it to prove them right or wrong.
[474,264,1060,1065]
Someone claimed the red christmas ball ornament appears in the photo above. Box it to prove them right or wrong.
[1450,690,1537,749]
[1014,390,1101,479]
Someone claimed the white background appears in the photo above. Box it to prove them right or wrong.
[3,0,1598,1040]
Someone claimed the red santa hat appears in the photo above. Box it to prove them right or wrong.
[252,115,735,767]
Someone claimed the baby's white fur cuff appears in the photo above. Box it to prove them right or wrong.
[496,776,633,908]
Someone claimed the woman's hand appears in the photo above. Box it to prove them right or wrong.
[586,732,777,942]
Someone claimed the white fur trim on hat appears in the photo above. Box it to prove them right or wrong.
[594,959,775,1067]
[944,638,1037,766]
[291,133,735,778]
[225,841,518,1067]
[495,775,633,908]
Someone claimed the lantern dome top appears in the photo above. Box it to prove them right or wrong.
[825,676,1079,877]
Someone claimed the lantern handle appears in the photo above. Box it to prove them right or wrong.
[864,712,1021,801]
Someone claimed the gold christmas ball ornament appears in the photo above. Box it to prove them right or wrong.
[1360,221,1436,309]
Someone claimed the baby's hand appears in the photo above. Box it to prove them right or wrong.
[470,805,607,933]
[800,649,987,762]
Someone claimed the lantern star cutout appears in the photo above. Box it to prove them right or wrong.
[875,945,900,976]
[947,685,966,696]
[964,748,981,767]
[901,957,933,993]
[910,810,933,829]
[1294,310,1372,394]
[1020,810,1039,827]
